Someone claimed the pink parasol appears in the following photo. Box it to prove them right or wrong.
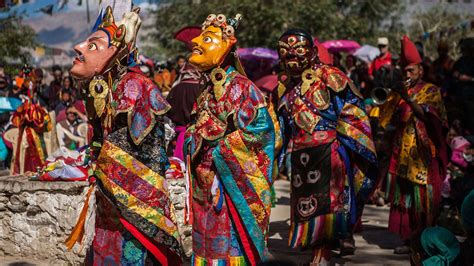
[237,47,279,62]
[321,40,361,53]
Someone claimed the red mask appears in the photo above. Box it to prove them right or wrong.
[278,34,315,77]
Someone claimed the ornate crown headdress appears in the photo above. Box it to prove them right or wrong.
[202,13,242,39]
[92,6,141,49]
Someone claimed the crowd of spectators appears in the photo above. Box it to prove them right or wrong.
[0,64,87,171]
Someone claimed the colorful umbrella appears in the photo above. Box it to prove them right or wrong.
[353,45,380,63]
[237,47,279,62]
[321,40,361,53]
[0,97,22,113]
[238,48,279,81]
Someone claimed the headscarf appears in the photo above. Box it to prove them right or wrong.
[462,189,474,234]
[421,227,460,266]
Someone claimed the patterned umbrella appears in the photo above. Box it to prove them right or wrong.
[237,47,279,62]
[353,45,381,63]
[321,40,361,53]
[237,48,279,81]
[0,97,22,113]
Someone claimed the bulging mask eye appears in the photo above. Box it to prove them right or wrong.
[279,48,287,56]
[88,43,97,51]
[296,47,306,56]
[203,36,212,43]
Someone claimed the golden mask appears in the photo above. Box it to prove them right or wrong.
[189,25,236,72]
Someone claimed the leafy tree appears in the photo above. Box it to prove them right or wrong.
[0,14,36,68]
[407,6,474,60]
[148,0,404,59]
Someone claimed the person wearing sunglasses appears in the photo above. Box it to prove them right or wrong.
[369,37,392,81]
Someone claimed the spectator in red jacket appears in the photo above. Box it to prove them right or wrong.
[369,37,392,80]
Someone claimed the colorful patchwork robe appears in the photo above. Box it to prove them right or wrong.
[186,66,278,265]
[85,69,182,265]
[278,64,377,248]
[386,81,448,240]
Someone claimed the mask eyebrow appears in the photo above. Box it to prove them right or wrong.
[202,27,221,35]
[291,40,308,48]
[201,31,221,40]
[278,41,290,48]
[88,36,107,43]
[203,29,216,34]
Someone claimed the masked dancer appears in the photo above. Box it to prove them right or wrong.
[277,29,377,264]
[67,6,181,265]
[186,13,280,265]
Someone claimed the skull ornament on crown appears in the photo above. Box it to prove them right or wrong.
[189,13,242,72]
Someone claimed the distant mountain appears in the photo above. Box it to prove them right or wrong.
[25,10,93,51]
[23,8,156,67]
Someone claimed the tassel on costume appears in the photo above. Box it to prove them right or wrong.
[65,183,96,250]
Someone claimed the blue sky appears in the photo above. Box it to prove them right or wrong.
[1,0,157,19]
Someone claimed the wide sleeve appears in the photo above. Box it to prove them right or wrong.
[334,80,378,209]
[414,84,448,177]
[416,84,447,126]
[335,84,377,164]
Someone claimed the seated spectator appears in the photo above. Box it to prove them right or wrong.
[55,97,86,122]
[54,88,73,115]
[442,119,474,209]
[442,136,471,200]
[446,119,464,145]
[56,106,87,150]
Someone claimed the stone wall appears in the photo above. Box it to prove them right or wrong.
[0,175,95,265]
[0,175,192,264]
[167,178,193,257]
